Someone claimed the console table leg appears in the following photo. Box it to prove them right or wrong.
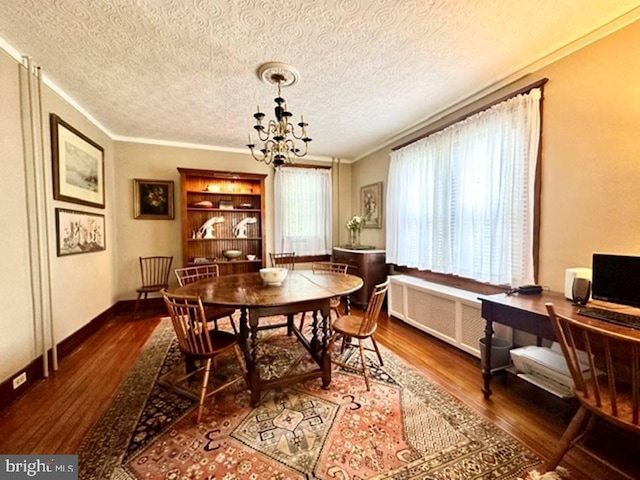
[482,318,494,399]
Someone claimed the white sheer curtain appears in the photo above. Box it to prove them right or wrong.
[274,167,332,256]
[386,88,541,286]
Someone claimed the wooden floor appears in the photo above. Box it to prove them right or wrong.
[0,307,638,479]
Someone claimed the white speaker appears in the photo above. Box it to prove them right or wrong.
[564,267,592,300]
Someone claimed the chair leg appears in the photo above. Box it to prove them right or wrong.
[299,312,307,331]
[327,331,340,361]
[545,405,590,470]
[287,314,294,336]
[358,339,370,391]
[197,358,212,424]
[133,292,143,319]
[371,335,384,366]
[229,315,238,335]
[233,345,248,382]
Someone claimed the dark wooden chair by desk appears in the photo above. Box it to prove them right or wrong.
[134,256,173,318]
[545,302,640,470]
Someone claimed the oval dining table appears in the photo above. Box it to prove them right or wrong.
[174,269,363,405]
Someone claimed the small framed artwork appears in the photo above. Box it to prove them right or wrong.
[50,114,105,208]
[218,200,234,210]
[55,208,106,257]
[361,182,383,229]
[133,179,175,219]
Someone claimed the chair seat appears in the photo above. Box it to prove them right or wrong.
[184,329,238,358]
[581,383,638,431]
[137,284,168,293]
[332,314,378,339]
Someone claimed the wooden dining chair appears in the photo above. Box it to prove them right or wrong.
[544,303,640,470]
[328,279,389,391]
[161,290,246,423]
[299,262,350,331]
[174,264,238,334]
[269,252,296,270]
[134,256,173,318]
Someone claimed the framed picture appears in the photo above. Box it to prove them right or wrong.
[133,179,174,219]
[51,114,105,208]
[361,182,383,229]
[55,208,106,257]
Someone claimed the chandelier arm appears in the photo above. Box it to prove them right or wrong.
[248,146,272,164]
[247,62,310,167]
[292,142,310,158]
[289,125,306,140]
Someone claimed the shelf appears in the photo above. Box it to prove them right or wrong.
[190,259,262,266]
[188,237,262,241]
[187,208,260,213]
[187,190,260,196]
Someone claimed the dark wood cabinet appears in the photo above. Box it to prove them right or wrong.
[332,247,388,309]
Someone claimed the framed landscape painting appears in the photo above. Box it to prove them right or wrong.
[55,208,106,257]
[133,179,175,219]
[361,181,382,228]
[51,114,105,208]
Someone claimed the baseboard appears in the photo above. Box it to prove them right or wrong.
[0,303,118,413]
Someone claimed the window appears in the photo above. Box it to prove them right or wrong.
[386,88,542,286]
[274,167,332,256]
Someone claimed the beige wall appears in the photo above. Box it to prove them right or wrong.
[0,50,116,383]
[352,21,640,292]
[0,52,35,381]
[113,144,273,300]
[113,142,353,300]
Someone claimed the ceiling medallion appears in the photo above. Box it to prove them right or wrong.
[247,62,311,168]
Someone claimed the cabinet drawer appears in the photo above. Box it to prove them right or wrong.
[333,250,359,267]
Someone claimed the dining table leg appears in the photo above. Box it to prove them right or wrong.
[242,308,261,406]
[310,310,319,352]
[321,308,332,389]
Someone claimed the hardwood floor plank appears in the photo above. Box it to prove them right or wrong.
[0,307,637,480]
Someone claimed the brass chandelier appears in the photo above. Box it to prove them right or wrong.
[247,62,311,168]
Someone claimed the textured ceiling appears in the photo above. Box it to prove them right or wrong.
[0,1,639,160]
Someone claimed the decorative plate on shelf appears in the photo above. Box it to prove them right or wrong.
[191,200,213,208]
[238,203,253,209]
[193,257,216,263]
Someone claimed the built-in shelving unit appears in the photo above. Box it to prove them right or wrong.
[178,167,267,275]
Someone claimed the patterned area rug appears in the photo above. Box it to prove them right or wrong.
[78,315,548,480]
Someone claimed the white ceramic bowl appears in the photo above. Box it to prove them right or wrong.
[246,254,257,261]
[223,249,242,259]
[259,267,288,286]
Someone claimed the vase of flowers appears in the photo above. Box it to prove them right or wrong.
[346,215,364,247]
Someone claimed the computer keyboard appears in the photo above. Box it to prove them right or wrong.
[577,306,640,330]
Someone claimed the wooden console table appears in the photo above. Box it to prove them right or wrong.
[479,290,574,399]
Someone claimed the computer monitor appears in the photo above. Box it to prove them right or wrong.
[592,253,640,308]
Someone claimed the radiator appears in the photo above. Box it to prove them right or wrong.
[389,274,509,358]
